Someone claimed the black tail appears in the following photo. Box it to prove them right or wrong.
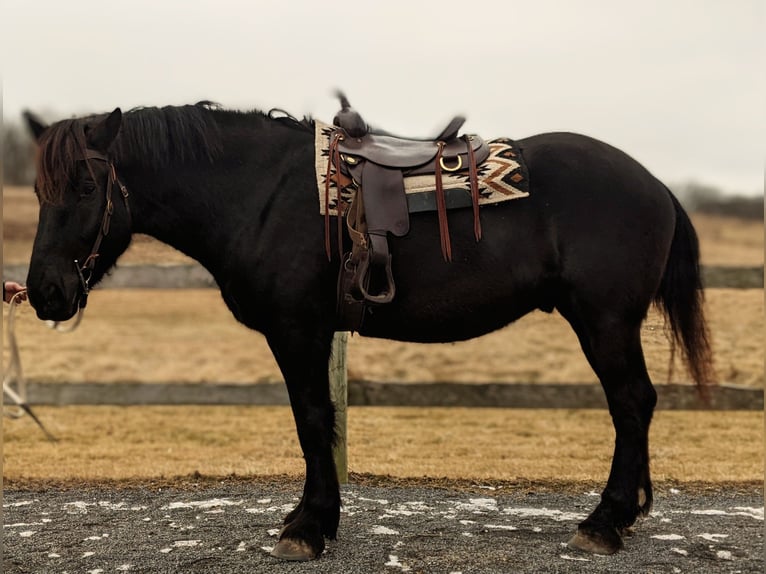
[654,191,715,390]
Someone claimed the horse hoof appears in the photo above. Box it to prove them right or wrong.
[567,528,623,555]
[270,537,317,561]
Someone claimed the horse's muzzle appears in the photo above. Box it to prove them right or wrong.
[27,277,81,322]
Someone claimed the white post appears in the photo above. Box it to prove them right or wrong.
[329,331,349,483]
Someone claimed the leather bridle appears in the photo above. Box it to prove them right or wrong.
[74,149,131,308]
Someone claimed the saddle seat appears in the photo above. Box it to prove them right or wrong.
[336,116,469,169]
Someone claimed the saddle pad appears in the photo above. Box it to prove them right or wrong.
[315,120,530,217]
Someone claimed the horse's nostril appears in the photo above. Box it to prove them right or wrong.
[28,282,76,321]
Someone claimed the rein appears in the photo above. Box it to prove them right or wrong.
[74,149,131,309]
[2,290,57,441]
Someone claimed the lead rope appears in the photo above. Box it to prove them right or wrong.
[3,290,58,441]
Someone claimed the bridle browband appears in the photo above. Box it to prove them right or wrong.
[74,148,131,308]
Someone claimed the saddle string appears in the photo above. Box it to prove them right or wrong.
[2,290,58,441]
[324,132,344,261]
[434,142,452,262]
[465,135,482,242]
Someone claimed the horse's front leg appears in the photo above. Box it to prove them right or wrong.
[266,327,340,561]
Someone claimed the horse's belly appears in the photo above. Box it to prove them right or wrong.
[357,288,541,343]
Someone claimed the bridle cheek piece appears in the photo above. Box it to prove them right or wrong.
[74,149,131,308]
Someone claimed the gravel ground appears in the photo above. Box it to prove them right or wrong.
[3,479,763,573]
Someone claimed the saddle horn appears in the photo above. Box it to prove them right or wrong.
[333,91,368,138]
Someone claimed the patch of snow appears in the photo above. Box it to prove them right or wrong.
[4,500,36,507]
[560,554,590,562]
[245,503,294,514]
[84,536,102,541]
[698,533,728,542]
[385,554,411,571]
[173,540,201,547]
[651,534,685,541]
[691,508,763,520]
[716,550,733,560]
[484,524,517,531]
[372,525,400,535]
[236,541,247,552]
[19,531,36,537]
[380,509,420,517]
[671,547,688,556]
[5,522,45,528]
[162,499,242,510]
[503,507,587,522]
[64,501,92,513]
[456,498,498,513]
[358,496,389,504]
[732,507,764,520]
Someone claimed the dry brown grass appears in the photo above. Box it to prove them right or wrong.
[3,407,762,483]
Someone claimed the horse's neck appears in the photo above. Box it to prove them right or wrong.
[123,167,232,269]
[122,125,310,272]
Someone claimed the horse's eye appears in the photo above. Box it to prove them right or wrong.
[80,181,98,196]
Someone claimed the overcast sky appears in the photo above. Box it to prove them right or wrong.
[3,0,764,195]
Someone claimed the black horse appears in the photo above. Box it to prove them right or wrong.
[23,102,713,561]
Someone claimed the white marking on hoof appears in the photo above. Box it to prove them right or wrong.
[270,537,316,561]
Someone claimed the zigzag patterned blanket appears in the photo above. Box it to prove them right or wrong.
[314,120,530,216]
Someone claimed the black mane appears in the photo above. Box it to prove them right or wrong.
[35,103,314,204]
[113,103,223,168]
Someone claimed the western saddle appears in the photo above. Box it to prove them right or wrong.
[327,93,490,330]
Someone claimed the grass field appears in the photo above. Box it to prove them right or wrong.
[3,407,763,484]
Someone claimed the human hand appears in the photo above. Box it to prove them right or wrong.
[3,281,27,303]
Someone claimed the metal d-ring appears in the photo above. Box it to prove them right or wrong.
[439,155,463,172]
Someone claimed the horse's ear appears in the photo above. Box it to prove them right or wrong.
[23,110,49,142]
[85,107,122,151]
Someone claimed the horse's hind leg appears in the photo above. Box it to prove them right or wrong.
[559,303,657,554]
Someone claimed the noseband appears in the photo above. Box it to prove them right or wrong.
[74,149,131,308]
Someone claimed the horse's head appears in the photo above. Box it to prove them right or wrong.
[24,108,132,321]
